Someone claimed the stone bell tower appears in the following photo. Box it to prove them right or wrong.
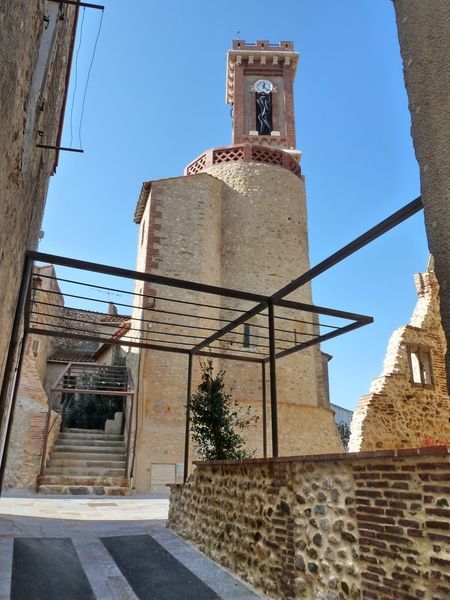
[133,40,342,493]
[227,40,298,155]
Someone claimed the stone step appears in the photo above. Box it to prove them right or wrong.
[49,452,126,462]
[47,458,126,468]
[39,475,129,486]
[45,467,126,477]
[55,439,125,448]
[64,428,105,433]
[59,432,124,441]
[53,445,125,454]
[38,484,130,496]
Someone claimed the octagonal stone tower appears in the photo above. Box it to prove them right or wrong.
[132,41,342,492]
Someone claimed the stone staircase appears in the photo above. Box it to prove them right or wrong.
[38,428,130,495]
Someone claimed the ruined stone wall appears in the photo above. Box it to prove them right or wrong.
[349,272,450,452]
[169,447,450,600]
[3,342,60,491]
[0,1,77,456]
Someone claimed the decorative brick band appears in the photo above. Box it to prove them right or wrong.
[185,143,301,178]
[193,445,450,467]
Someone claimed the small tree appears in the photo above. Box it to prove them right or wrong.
[189,359,257,461]
[337,421,351,450]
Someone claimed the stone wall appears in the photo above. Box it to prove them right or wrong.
[3,342,60,491]
[0,1,77,460]
[168,447,450,600]
[394,1,450,392]
[349,271,450,452]
[132,164,342,491]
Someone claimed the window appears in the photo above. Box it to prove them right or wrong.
[407,345,433,388]
[243,323,251,348]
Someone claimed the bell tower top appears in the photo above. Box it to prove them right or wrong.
[226,40,300,154]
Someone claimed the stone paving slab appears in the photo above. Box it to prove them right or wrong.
[0,493,261,599]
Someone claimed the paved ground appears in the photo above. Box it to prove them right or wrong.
[0,493,260,600]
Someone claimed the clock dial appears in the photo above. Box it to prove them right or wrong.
[254,79,273,94]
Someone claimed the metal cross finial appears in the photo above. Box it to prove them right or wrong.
[236,30,240,39]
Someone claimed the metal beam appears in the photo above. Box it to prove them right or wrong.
[191,197,420,357]
[183,354,193,483]
[27,250,269,304]
[36,144,84,153]
[268,302,278,457]
[262,362,267,458]
[269,319,373,362]
[192,302,268,353]
[28,328,263,364]
[0,257,33,492]
[271,197,423,303]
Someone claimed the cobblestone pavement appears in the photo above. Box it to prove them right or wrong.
[0,493,260,600]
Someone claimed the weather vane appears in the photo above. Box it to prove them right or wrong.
[236,29,240,40]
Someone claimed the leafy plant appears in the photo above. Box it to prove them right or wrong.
[65,365,126,430]
[189,359,258,461]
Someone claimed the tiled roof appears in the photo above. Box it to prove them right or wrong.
[99,314,130,323]
[93,321,131,359]
[48,350,96,363]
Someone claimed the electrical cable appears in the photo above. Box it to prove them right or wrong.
[69,6,85,148]
[78,8,104,148]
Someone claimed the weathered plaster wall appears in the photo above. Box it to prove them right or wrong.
[169,447,450,600]
[394,0,450,390]
[349,272,450,452]
[0,1,77,459]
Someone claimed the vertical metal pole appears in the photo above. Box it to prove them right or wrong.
[125,394,134,479]
[0,334,28,491]
[0,256,33,491]
[183,353,193,483]
[38,388,53,485]
[261,361,267,458]
[268,301,279,457]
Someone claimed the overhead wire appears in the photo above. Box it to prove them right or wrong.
[69,6,85,148]
[78,8,104,148]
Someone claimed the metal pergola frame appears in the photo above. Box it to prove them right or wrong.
[0,196,423,488]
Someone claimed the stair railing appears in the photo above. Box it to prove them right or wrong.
[124,367,135,481]
[38,362,73,486]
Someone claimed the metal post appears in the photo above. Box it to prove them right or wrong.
[268,302,278,457]
[261,361,267,458]
[38,389,54,486]
[183,353,193,483]
[0,257,33,490]
[0,335,28,491]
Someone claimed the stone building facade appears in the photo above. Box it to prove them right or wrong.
[349,268,450,452]
[3,265,129,491]
[393,0,450,391]
[132,41,342,493]
[0,1,78,467]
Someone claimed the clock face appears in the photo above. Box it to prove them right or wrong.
[254,79,273,94]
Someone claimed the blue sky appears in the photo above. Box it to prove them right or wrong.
[41,0,427,410]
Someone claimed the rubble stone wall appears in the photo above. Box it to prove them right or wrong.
[349,272,450,452]
[168,448,450,600]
